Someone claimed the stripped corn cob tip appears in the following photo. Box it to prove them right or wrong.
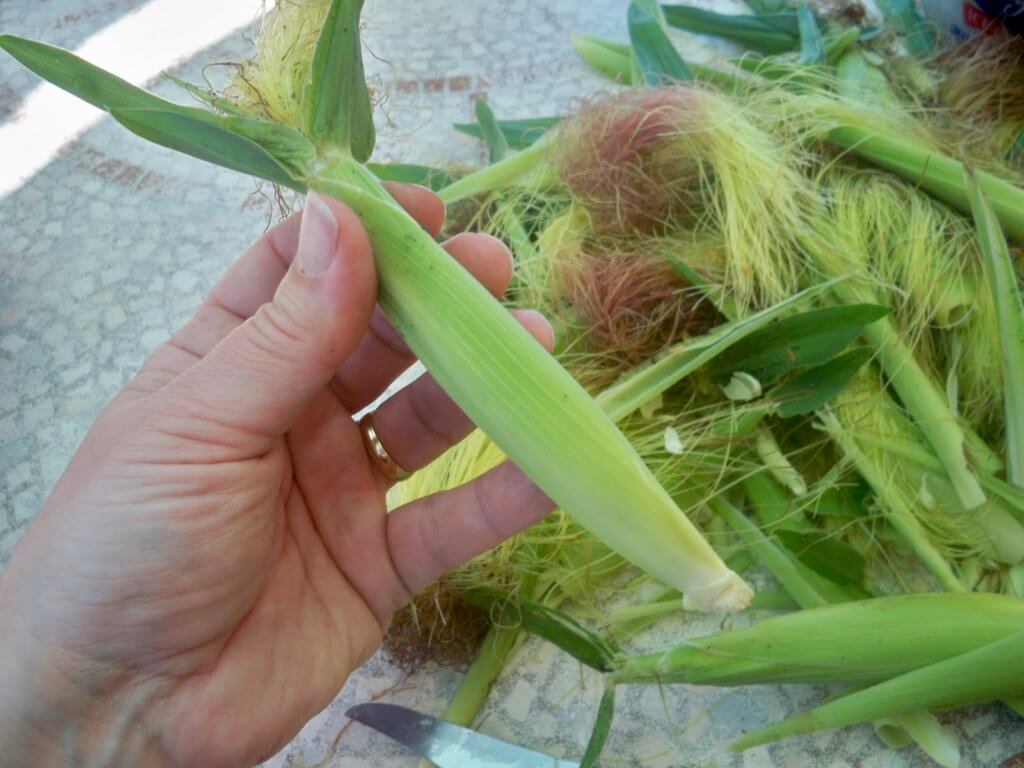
[684,570,754,613]
[560,86,709,234]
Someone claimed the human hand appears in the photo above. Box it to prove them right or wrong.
[0,186,555,767]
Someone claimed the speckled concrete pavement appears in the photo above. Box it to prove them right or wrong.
[1,2,1021,766]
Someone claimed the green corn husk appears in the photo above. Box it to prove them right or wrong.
[440,79,1024,591]
[571,35,1024,244]
[827,126,1024,243]
[828,372,1024,571]
[608,592,1024,686]
[472,588,1024,693]
[453,70,1012,530]
[964,168,1024,487]
[732,630,1024,750]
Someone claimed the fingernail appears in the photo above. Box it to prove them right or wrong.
[295,192,339,277]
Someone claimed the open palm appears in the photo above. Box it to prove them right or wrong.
[0,186,554,768]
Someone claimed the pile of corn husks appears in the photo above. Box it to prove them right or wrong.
[384,3,1024,765]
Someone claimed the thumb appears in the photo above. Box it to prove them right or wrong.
[161,193,377,449]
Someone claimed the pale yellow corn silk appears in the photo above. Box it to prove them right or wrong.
[826,169,1003,436]
[555,86,812,313]
[830,371,996,564]
[729,86,1005,434]
[222,0,332,127]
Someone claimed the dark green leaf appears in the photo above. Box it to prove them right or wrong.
[661,6,800,54]
[111,108,303,191]
[796,2,825,64]
[474,100,509,164]
[581,685,617,768]
[0,34,166,112]
[709,304,888,387]
[218,115,317,178]
[304,0,375,161]
[772,347,874,417]
[873,0,936,57]
[750,590,800,610]
[366,162,454,191]
[0,36,312,184]
[774,529,867,587]
[628,0,692,84]
[464,588,620,672]
[810,484,871,520]
[745,471,791,526]
[453,116,562,149]
[800,565,874,602]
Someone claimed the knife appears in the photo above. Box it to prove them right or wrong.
[346,702,580,768]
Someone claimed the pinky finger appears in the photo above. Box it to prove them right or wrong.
[385,462,556,596]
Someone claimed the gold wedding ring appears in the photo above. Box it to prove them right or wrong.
[358,412,411,482]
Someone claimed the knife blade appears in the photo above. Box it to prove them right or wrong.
[346,702,580,768]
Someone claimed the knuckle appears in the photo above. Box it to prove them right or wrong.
[242,300,327,372]
[417,503,452,575]
[472,475,507,542]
